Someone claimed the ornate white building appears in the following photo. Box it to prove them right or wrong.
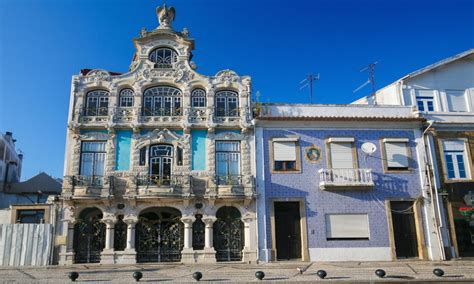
[58,5,256,265]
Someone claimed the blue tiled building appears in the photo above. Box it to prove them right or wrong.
[256,104,443,261]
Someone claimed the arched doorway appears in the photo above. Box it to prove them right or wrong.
[135,207,183,263]
[214,206,244,261]
[73,208,105,263]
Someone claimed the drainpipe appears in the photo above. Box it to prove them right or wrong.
[422,122,446,260]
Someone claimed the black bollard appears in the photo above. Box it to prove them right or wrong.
[375,269,386,278]
[255,271,265,280]
[132,271,143,282]
[317,270,327,279]
[68,272,79,282]
[433,268,444,277]
[192,271,203,281]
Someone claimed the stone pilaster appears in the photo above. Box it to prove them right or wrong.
[181,215,196,263]
[100,218,116,264]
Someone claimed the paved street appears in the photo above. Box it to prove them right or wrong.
[0,261,473,283]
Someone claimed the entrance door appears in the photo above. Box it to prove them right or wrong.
[391,201,419,258]
[274,202,302,260]
[73,208,105,263]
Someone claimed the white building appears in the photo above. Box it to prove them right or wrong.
[58,5,257,265]
[353,49,474,259]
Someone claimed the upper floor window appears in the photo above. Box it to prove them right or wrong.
[119,89,134,108]
[415,90,435,112]
[16,209,45,224]
[80,141,107,185]
[216,141,241,185]
[446,90,468,112]
[143,86,182,116]
[382,138,410,171]
[149,47,178,68]
[442,140,470,180]
[85,90,109,116]
[215,90,239,117]
[191,89,206,108]
[271,138,300,172]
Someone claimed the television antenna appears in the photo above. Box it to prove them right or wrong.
[353,62,378,96]
[299,73,320,104]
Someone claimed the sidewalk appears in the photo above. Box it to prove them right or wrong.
[0,261,473,283]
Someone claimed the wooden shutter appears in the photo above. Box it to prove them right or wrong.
[326,214,369,239]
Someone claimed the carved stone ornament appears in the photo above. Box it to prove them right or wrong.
[83,69,111,84]
[134,128,188,149]
[136,61,192,83]
[214,70,239,85]
[156,4,176,29]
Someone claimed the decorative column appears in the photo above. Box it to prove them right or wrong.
[242,215,257,263]
[181,215,196,263]
[201,216,217,263]
[120,215,138,264]
[101,218,116,264]
[206,128,217,198]
[58,220,76,265]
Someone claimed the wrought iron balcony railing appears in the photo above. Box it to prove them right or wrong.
[215,108,240,117]
[318,168,374,190]
[135,174,190,187]
[142,107,183,117]
[84,107,109,117]
[216,174,242,186]
[64,175,114,197]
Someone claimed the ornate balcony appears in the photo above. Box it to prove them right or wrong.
[318,168,374,190]
[187,107,208,123]
[132,174,192,196]
[63,175,115,198]
[212,175,255,199]
[113,107,135,123]
[140,107,183,123]
[78,107,109,124]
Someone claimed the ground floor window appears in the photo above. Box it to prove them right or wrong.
[16,209,45,224]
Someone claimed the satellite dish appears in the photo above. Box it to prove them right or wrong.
[361,142,377,155]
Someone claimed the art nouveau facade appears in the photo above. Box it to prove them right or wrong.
[255,104,444,261]
[58,5,257,265]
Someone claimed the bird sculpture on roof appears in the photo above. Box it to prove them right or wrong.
[156,4,176,29]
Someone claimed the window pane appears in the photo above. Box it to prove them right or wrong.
[457,154,467,178]
[445,155,456,179]
[80,153,94,176]
[385,142,409,169]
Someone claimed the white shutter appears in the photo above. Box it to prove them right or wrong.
[442,140,465,151]
[446,90,467,112]
[415,89,434,97]
[273,141,296,161]
[330,142,354,168]
[385,142,409,168]
[326,214,369,239]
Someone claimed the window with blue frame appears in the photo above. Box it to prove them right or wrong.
[415,90,435,112]
[442,140,469,179]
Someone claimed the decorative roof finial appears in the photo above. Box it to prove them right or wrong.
[156,4,176,30]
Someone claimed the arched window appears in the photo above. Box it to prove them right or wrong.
[191,89,206,108]
[85,90,109,116]
[149,47,178,68]
[215,91,239,117]
[119,89,134,108]
[143,86,182,116]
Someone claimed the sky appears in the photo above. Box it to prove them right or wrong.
[0,0,473,181]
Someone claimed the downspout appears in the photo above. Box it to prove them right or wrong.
[423,125,446,260]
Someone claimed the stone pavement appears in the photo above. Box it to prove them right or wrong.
[0,261,473,283]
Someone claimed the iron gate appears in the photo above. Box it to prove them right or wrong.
[214,206,244,261]
[73,208,105,263]
[136,208,183,263]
